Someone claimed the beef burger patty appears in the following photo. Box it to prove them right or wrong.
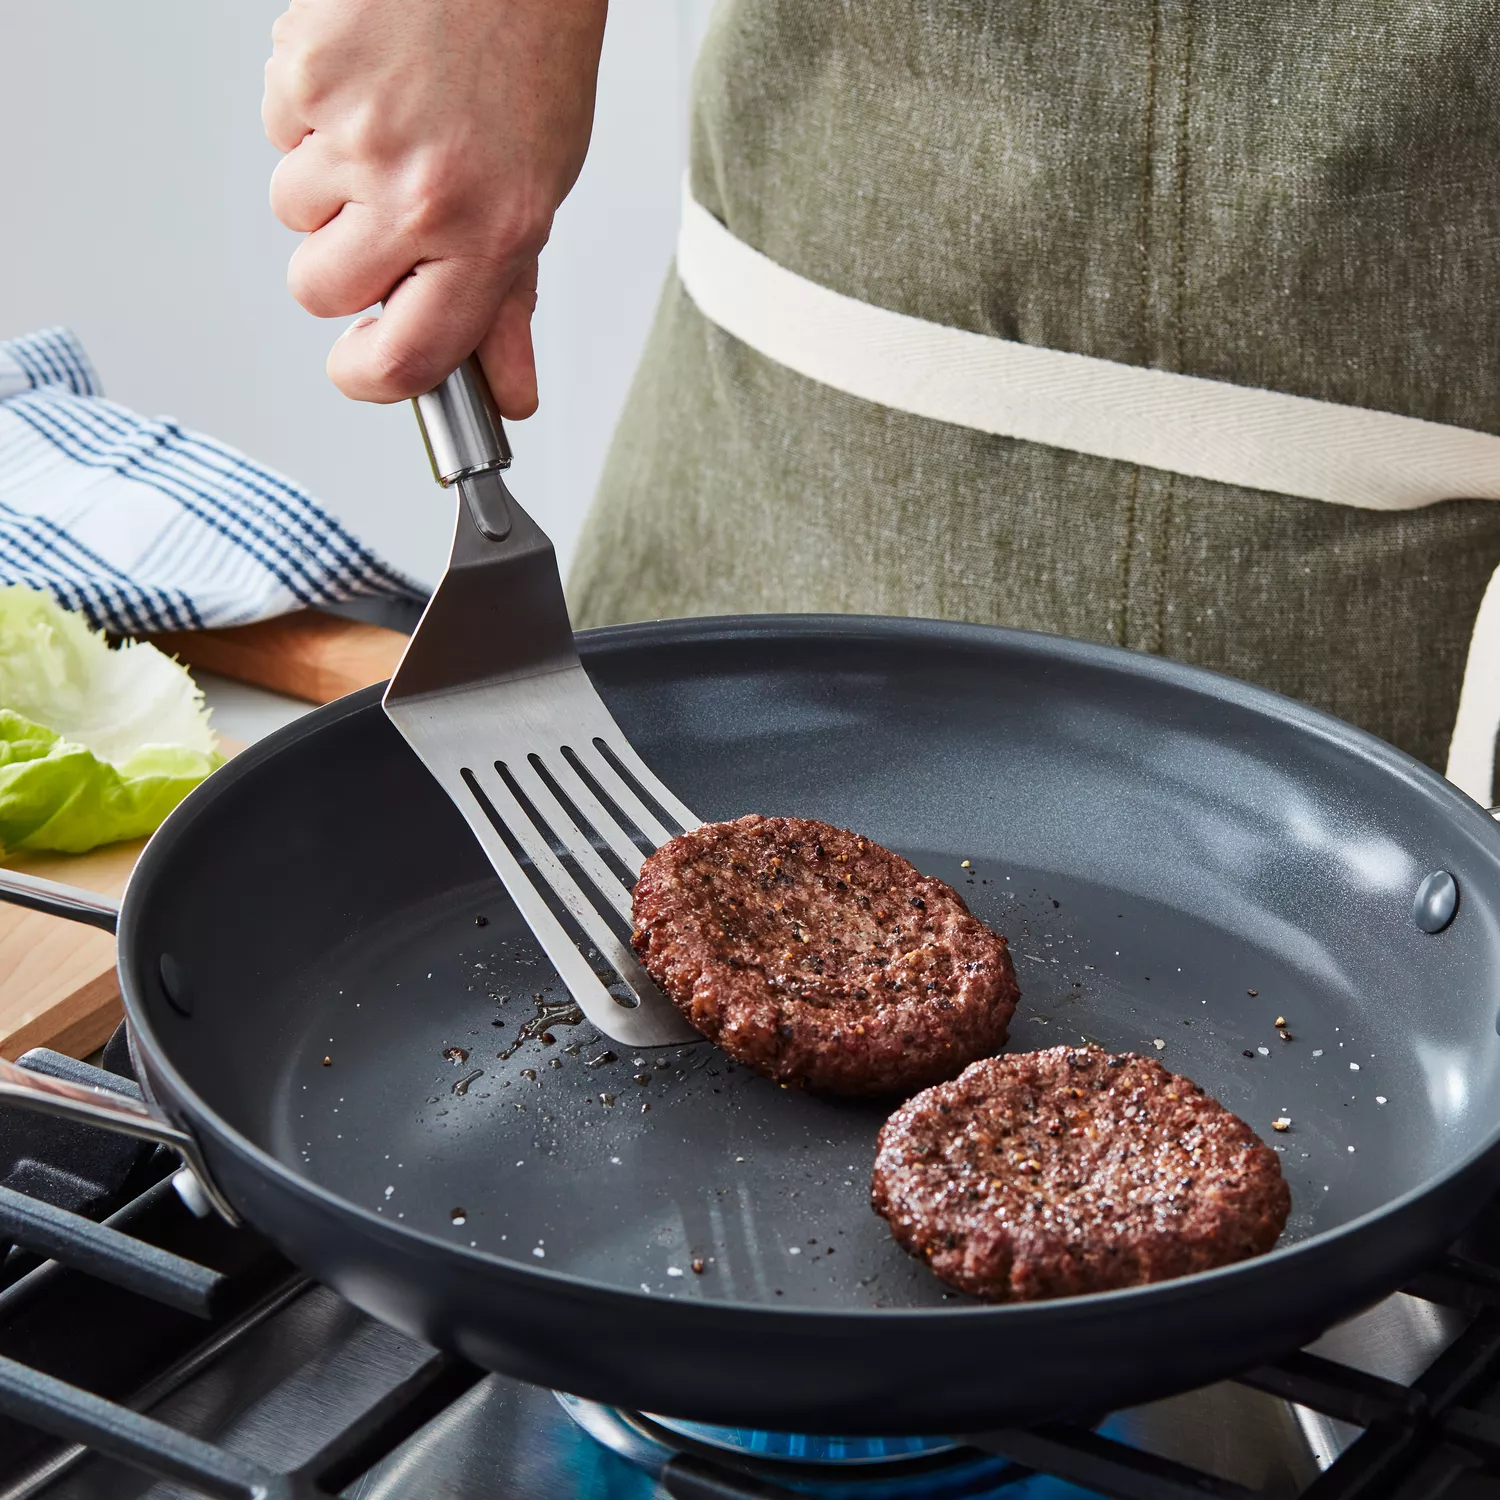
[872,1045,1289,1300]
[631,815,1019,1096]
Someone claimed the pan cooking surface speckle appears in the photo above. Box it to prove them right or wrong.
[264,843,1402,1311]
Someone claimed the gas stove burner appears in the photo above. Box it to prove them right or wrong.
[555,1393,1025,1496]
[645,1416,961,1464]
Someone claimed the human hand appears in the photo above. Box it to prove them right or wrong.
[263,0,608,414]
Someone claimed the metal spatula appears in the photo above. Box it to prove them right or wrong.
[383,359,701,1047]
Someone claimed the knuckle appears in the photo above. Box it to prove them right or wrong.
[271,187,319,236]
[261,74,294,148]
[281,50,323,112]
[363,336,441,400]
[261,66,317,150]
[489,194,553,260]
[342,100,394,161]
[266,161,299,221]
[388,154,468,240]
[267,32,331,117]
[287,258,352,320]
[268,147,335,231]
[390,154,552,260]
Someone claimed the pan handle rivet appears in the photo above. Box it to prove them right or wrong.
[1413,871,1458,934]
[158,953,195,1016]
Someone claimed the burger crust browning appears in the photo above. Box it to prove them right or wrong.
[631,815,1019,1096]
[872,1045,1290,1301]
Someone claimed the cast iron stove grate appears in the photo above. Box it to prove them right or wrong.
[1,1040,1500,1499]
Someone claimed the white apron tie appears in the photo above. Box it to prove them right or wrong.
[675,177,1500,801]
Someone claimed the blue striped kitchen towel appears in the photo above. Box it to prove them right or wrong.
[0,326,423,635]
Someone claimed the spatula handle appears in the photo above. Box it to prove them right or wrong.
[412,356,511,486]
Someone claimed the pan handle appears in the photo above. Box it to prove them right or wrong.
[0,1056,189,1149]
[0,870,239,1224]
[0,868,119,932]
[0,1057,240,1225]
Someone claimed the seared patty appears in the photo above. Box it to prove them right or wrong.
[872,1045,1289,1300]
[631,815,1019,1096]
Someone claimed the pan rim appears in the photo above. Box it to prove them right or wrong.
[118,612,1500,1324]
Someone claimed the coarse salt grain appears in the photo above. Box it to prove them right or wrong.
[667,1266,684,1278]
[1376,1096,1388,1104]
[1350,1062,1360,1071]
[1257,1047,1270,1056]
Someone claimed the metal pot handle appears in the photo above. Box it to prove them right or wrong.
[0,1054,189,1149]
[0,867,120,931]
[0,868,239,1223]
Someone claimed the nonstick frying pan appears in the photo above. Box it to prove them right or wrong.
[3,614,1500,1435]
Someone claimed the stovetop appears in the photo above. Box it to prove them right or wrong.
[3,1038,1500,1499]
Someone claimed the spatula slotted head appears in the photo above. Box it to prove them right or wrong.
[384,469,700,1050]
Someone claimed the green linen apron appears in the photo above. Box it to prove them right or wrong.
[568,0,1500,790]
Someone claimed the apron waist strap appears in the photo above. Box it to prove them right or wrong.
[676,177,1500,802]
[677,176,1500,513]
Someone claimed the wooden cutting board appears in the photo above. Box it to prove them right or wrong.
[145,610,408,706]
[0,610,409,1060]
[0,837,149,1061]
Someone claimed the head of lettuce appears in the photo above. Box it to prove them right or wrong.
[0,586,219,856]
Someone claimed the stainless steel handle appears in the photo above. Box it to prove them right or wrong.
[0,867,119,932]
[0,1055,239,1224]
[0,869,239,1222]
[413,356,511,486]
[0,1056,188,1150]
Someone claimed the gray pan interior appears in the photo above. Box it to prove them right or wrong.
[117,617,1500,1411]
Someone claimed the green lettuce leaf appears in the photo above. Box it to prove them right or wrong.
[0,587,219,855]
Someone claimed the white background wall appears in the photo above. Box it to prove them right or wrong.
[0,1,716,589]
